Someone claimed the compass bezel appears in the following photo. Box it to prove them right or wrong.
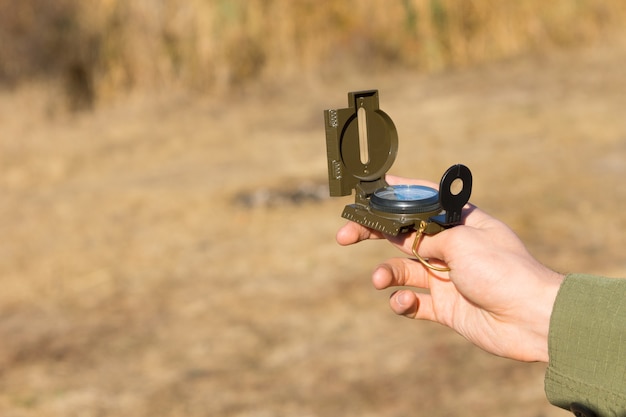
[370,185,440,214]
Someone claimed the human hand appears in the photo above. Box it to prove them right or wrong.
[336,175,564,362]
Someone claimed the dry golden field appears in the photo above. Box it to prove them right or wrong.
[1,3,626,417]
[2,0,626,106]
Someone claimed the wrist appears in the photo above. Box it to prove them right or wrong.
[531,269,565,363]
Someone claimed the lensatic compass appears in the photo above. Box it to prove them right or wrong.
[324,90,472,269]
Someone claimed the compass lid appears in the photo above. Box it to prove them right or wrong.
[324,90,398,196]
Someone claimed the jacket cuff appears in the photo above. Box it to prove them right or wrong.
[545,273,626,416]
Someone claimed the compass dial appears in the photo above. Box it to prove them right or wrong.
[370,185,440,214]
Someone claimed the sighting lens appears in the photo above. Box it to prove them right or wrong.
[370,185,440,214]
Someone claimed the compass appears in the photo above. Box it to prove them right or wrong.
[324,90,472,236]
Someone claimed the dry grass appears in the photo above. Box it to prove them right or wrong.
[1,0,626,107]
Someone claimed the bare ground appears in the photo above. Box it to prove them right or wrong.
[1,37,626,417]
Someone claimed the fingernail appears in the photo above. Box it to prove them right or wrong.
[396,290,411,306]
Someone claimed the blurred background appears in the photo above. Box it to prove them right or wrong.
[1,1,626,416]
[3,0,626,108]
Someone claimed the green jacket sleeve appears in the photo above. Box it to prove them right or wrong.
[545,273,626,417]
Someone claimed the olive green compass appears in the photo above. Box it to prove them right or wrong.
[324,90,472,238]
